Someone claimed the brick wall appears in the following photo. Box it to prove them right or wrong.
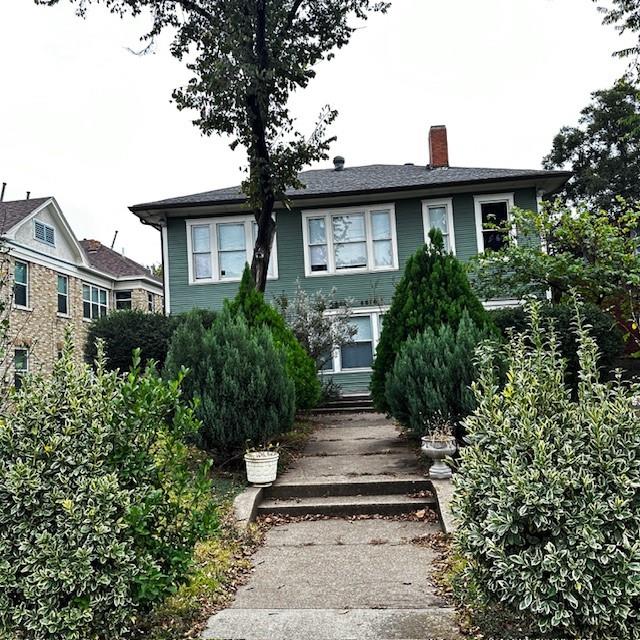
[7,259,91,377]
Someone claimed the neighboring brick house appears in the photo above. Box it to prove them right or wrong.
[0,196,163,386]
[130,125,570,395]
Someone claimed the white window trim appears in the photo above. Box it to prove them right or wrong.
[82,284,109,321]
[115,290,133,310]
[57,274,70,317]
[13,260,30,311]
[473,193,516,254]
[14,348,29,386]
[422,197,456,255]
[33,220,56,247]
[185,214,279,285]
[301,205,399,277]
[320,306,388,374]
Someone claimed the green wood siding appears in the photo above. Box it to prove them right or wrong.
[166,187,539,392]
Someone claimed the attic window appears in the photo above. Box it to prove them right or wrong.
[34,220,55,246]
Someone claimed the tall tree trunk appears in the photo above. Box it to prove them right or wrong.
[248,0,274,293]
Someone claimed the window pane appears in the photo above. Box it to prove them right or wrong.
[91,287,99,303]
[99,305,107,318]
[310,245,328,271]
[341,342,373,369]
[83,301,91,318]
[82,284,90,301]
[371,211,391,240]
[332,214,365,243]
[351,316,373,341]
[14,350,27,371]
[92,303,99,318]
[192,225,210,253]
[219,251,246,278]
[373,239,392,267]
[218,223,245,251]
[481,201,509,228]
[115,291,131,301]
[335,241,367,269]
[99,289,107,305]
[308,218,326,244]
[15,262,27,285]
[483,230,507,252]
[428,206,448,234]
[58,294,68,314]
[57,275,67,295]
[319,349,334,371]
[194,253,212,279]
[14,284,27,307]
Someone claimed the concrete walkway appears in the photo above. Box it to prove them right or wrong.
[204,412,461,640]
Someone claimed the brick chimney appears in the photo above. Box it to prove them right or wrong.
[428,125,449,168]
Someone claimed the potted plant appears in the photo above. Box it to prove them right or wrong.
[244,441,280,487]
[421,422,457,480]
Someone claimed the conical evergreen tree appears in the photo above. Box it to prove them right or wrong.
[371,229,490,411]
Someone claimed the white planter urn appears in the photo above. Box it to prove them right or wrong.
[421,436,457,480]
[244,451,280,487]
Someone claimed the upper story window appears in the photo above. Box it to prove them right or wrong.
[474,193,515,253]
[57,275,69,315]
[302,205,398,277]
[187,216,278,284]
[83,284,108,320]
[14,261,29,308]
[115,291,132,310]
[422,198,455,254]
[34,220,55,246]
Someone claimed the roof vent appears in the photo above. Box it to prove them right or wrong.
[333,156,345,171]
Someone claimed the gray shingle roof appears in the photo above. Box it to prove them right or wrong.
[130,164,571,211]
[80,239,162,282]
[0,197,51,232]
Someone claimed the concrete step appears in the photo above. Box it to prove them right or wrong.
[266,477,433,499]
[311,405,376,414]
[203,608,461,640]
[257,493,437,517]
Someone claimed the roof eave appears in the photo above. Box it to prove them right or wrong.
[130,171,572,220]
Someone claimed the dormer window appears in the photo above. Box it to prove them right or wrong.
[34,220,55,246]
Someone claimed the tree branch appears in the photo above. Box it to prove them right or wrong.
[173,0,216,23]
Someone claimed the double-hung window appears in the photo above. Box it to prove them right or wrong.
[115,291,132,310]
[321,309,386,373]
[187,216,278,283]
[14,349,28,389]
[83,284,108,320]
[14,261,28,308]
[302,205,397,276]
[474,193,514,253]
[422,198,455,253]
[57,275,69,315]
[147,292,154,312]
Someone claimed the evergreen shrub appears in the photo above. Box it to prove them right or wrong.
[371,230,490,411]
[385,311,490,437]
[164,310,295,455]
[489,301,624,385]
[453,302,640,639]
[85,309,176,372]
[229,267,320,411]
[0,333,217,640]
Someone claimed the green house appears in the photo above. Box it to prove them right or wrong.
[130,126,570,396]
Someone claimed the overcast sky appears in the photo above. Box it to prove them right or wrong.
[0,0,631,266]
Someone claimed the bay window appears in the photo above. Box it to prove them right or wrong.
[83,284,108,320]
[187,216,278,283]
[474,193,514,253]
[302,205,398,276]
[422,198,455,253]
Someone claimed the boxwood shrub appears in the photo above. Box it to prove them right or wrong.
[453,302,640,639]
[0,332,217,640]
